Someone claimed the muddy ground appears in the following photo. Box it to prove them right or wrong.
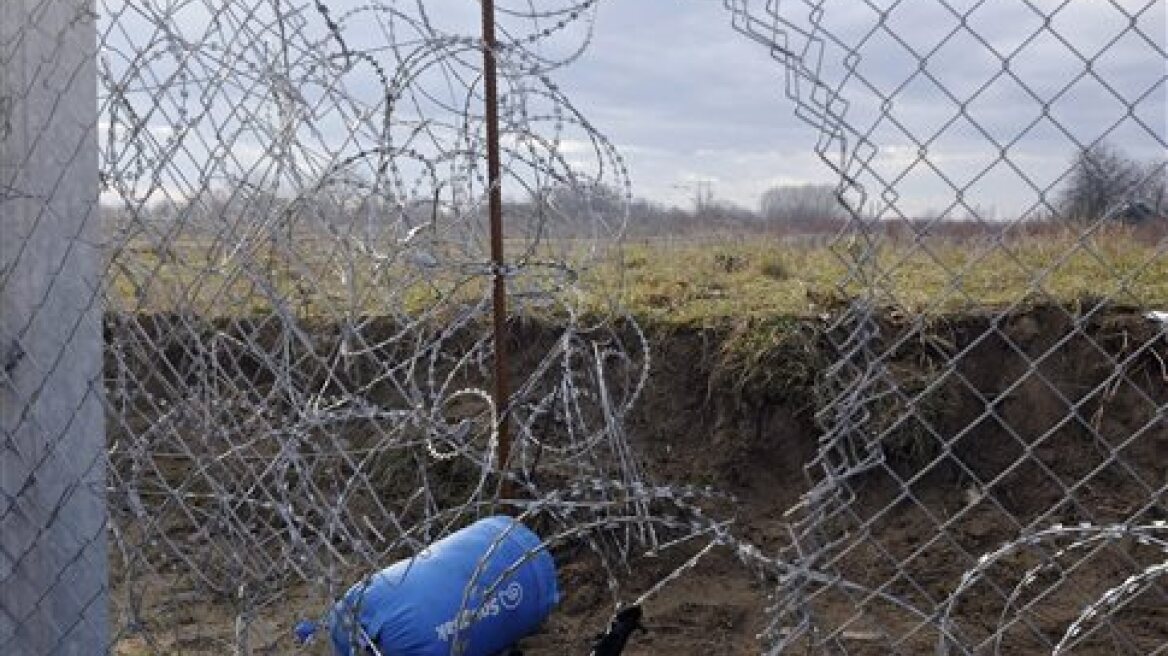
[109,304,1168,654]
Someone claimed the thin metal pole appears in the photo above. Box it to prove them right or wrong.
[479,0,513,500]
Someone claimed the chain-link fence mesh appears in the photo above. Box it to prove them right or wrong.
[6,1,724,654]
[96,1,719,654]
[726,0,1167,653]
[2,0,1166,654]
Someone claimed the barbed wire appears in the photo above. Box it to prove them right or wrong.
[4,0,1166,654]
[93,0,687,652]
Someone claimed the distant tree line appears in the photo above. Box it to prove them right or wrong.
[759,183,846,223]
[106,143,1165,242]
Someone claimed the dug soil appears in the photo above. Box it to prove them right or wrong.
[109,303,1167,654]
[526,303,1168,655]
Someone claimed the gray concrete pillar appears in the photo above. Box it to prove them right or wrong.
[1,1,108,654]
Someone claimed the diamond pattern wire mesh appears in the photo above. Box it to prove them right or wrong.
[725,0,1167,653]
[95,1,698,653]
[8,1,732,654]
[3,0,1167,654]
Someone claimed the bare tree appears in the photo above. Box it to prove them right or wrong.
[1057,143,1166,224]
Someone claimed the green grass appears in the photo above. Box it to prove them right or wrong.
[104,226,1168,322]
[608,228,1168,323]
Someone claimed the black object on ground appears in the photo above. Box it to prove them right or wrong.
[590,605,646,656]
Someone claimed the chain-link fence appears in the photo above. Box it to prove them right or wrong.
[6,1,709,654]
[2,0,1166,654]
[726,0,1168,653]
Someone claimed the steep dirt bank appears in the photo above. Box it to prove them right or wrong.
[535,304,1167,654]
[106,304,1168,654]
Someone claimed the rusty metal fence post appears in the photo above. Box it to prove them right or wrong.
[479,0,514,502]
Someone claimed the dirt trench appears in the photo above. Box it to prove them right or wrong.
[107,304,1168,654]
[533,304,1168,655]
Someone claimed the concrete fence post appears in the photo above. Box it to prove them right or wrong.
[0,1,107,654]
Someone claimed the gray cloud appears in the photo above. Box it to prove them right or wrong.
[98,0,1165,217]
[556,0,1165,216]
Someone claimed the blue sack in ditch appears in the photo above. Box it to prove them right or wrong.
[328,515,558,656]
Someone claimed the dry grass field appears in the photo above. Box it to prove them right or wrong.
[106,221,1168,322]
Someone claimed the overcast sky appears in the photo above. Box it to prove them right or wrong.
[100,0,1166,218]
[555,0,1167,216]
[557,2,835,209]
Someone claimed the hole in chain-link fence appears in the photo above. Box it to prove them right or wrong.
[2,1,1165,655]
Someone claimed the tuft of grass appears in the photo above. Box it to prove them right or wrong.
[710,315,823,404]
[759,254,789,280]
[713,251,748,273]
